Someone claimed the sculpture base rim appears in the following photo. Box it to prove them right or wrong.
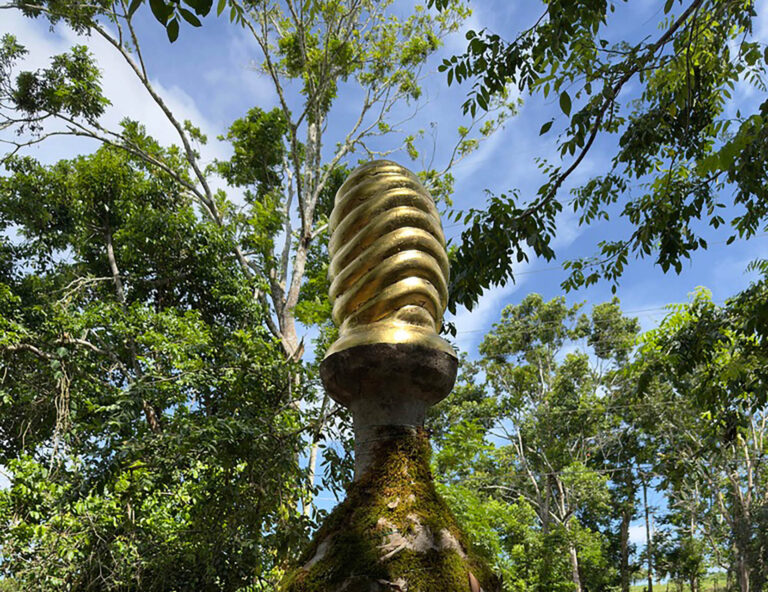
[319,342,458,409]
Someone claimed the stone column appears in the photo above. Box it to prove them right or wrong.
[281,161,500,592]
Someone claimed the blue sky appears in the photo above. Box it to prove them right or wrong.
[2,0,767,549]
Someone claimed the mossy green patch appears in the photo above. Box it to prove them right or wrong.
[281,428,500,591]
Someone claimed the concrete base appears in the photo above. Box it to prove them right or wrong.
[320,343,457,479]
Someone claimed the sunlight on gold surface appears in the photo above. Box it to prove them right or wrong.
[325,160,456,357]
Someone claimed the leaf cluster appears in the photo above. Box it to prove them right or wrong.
[434,0,768,309]
[0,145,313,590]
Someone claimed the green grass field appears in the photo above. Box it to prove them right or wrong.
[630,573,728,592]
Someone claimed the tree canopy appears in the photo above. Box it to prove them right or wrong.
[429,284,768,592]
[0,0,511,588]
[433,0,768,311]
[0,145,310,589]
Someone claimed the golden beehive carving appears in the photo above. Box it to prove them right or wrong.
[325,160,455,357]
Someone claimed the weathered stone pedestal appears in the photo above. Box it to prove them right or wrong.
[280,345,500,592]
[280,428,500,592]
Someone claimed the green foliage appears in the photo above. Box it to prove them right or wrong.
[432,286,767,590]
[1,1,497,588]
[654,534,708,590]
[294,165,348,329]
[430,294,640,591]
[639,281,768,418]
[11,2,766,591]
[2,0,496,360]
[434,0,768,310]
[431,418,541,591]
[19,0,222,42]
[428,356,498,439]
[633,279,768,591]
[448,191,560,314]
[0,36,109,133]
[0,146,310,590]
[15,0,113,33]
[218,107,289,192]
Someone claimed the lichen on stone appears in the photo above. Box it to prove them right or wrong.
[280,428,500,592]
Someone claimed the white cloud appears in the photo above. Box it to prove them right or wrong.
[707,253,763,300]
[206,24,277,112]
[442,8,483,55]
[628,524,648,545]
[451,126,508,180]
[1,10,228,167]
[552,208,583,250]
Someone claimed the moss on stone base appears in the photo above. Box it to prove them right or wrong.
[281,428,500,592]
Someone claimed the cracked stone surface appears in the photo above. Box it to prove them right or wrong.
[376,515,468,562]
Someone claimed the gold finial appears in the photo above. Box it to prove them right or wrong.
[325,160,456,358]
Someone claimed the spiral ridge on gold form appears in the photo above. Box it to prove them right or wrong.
[324,160,456,358]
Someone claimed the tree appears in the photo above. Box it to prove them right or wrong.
[635,283,768,592]
[0,1,519,586]
[430,295,641,592]
[0,146,308,590]
[428,0,768,312]
[430,285,767,592]
[428,360,542,592]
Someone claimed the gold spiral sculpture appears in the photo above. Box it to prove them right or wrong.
[325,160,456,358]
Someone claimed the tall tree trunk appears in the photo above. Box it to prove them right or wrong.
[690,512,699,592]
[756,527,767,592]
[738,556,750,592]
[643,477,654,592]
[303,442,320,517]
[302,393,330,517]
[539,476,553,592]
[555,476,582,592]
[734,493,752,592]
[567,538,583,592]
[620,505,631,592]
